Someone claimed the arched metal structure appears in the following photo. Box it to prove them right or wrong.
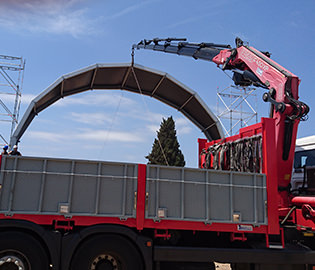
[11,63,224,146]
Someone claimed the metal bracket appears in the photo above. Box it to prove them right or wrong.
[262,92,286,113]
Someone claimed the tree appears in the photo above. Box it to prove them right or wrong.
[146,116,185,167]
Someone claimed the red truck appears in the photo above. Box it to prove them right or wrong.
[0,38,313,270]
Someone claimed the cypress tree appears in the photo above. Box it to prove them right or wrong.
[146,116,185,167]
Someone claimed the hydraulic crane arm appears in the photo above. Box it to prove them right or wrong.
[133,37,231,62]
[133,38,267,89]
[133,38,309,149]
[133,37,309,206]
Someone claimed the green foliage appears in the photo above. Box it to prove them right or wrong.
[146,116,185,167]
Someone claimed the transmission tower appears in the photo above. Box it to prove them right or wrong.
[216,85,258,137]
[0,55,25,147]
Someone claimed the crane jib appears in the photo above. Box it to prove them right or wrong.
[134,42,224,61]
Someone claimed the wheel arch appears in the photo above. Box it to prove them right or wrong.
[0,219,61,269]
[62,224,152,270]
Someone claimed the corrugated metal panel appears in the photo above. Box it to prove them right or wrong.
[146,165,267,225]
[0,156,137,218]
[0,156,267,226]
[11,63,224,146]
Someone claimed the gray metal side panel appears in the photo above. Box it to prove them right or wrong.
[0,156,267,226]
[146,165,267,225]
[0,156,137,218]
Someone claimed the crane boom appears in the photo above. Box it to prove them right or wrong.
[133,38,230,62]
[134,37,309,207]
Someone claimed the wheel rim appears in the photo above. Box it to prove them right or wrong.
[0,251,30,270]
[90,254,119,270]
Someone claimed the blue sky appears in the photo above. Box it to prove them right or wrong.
[0,0,314,167]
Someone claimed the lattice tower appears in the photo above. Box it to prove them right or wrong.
[0,55,25,147]
[216,85,258,137]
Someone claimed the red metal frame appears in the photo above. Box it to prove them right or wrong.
[198,121,263,169]
[213,45,307,210]
[0,119,280,238]
[154,229,171,240]
[294,209,315,231]
[198,138,207,168]
[0,213,270,235]
[231,232,247,242]
[0,154,271,235]
[265,228,285,248]
[198,118,280,235]
[136,164,146,230]
[262,118,279,234]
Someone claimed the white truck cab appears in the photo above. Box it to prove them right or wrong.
[292,135,315,190]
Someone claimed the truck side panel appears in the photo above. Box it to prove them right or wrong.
[0,157,137,218]
[0,156,267,229]
[146,165,267,225]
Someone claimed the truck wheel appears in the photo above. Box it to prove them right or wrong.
[0,231,49,270]
[71,234,144,270]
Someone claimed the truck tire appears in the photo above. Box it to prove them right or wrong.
[70,234,144,270]
[0,231,49,270]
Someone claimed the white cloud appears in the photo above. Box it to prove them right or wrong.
[106,0,159,21]
[25,130,67,142]
[0,0,99,38]
[70,112,112,126]
[76,129,144,143]
[0,93,36,105]
[0,0,160,38]
[146,124,159,133]
[119,109,164,123]
[175,117,193,135]
[56,92,135,107]
[21,94,37,104]
[145,117,193,136]
[25,127,146,144]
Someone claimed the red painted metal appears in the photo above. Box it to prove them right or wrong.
[265,229,285,248]
[136,164,146,230]
[0,213,270,235]
[262,118,279,234]
[213,45,307,210]
[302,204,315,221]
[198,138,207,168]
[198,121,263,167]
[198,118,279,235]
[154,229,171,240]
[0,41,311,255]
[292,197,315,207]
[294,209,315,231]
[0,122,304,238]
[143,219,268,234]
[265,233,270,248]
[0,213,138,227]
[230,232,247,242]
[54,220,74,231]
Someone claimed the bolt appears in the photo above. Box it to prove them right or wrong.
[277,103,284,112]
[6,257,12,263]
[0,260,4,265]
[262,93,269,102]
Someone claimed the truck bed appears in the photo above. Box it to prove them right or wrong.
[0,155,267,230]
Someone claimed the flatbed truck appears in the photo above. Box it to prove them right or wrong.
[0,38,314,270]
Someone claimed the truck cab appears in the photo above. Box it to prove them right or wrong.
[292,135,315,190]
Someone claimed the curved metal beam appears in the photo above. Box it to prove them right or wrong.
[11,63,224,146]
